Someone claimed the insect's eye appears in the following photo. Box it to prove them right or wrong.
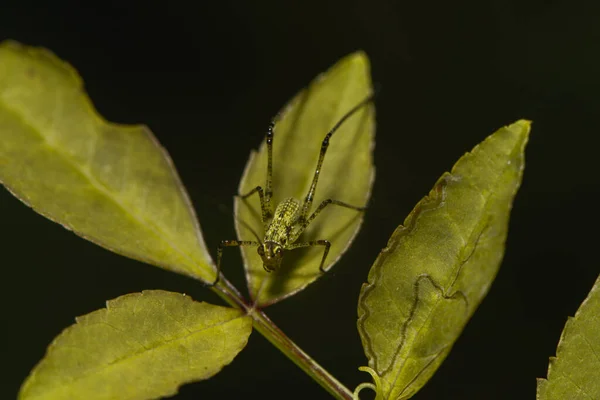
[276,248,283,256]
[257,246,264,256]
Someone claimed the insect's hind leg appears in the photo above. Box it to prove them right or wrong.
[287,239,331,273]
[292,198,367,241]
[299,94,374,220]
[210,239,260,286]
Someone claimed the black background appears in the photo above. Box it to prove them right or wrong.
[2,1,599,399]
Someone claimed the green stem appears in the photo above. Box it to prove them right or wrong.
[212,278,353,400]
[251,308,354,400]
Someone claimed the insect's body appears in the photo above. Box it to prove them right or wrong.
[264,197,300,244]
[212,94,374,285]
[260,197,301,272]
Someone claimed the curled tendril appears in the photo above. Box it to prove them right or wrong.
[353,366,383,400]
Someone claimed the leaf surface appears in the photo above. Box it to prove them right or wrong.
[0,41,214,282]
[357,121,530,399]
[236,52,375,306]
[537,275,600,400]
[19,290,252,400]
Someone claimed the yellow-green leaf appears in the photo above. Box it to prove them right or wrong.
[537,274,600,400]
[19,290,252,400]
[235,52,375,306]
[0,41,215,282]
[357,120,530,399]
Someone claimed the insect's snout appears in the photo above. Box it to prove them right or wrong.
[257,241,283,272]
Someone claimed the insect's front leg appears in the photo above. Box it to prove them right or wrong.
[211,239,260,286]
[287,239,331,273]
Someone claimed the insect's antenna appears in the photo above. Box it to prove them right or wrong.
[217,204,263,244]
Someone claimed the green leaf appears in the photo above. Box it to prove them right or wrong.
[236,52,375,306]
[19,290,252,400]
[537,275,600,400]
[357,120,530,399]
[0,41,215,283]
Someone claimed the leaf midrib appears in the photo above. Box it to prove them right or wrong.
[24,314,247,398]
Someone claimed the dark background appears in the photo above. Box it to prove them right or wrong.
[2,1,599,399]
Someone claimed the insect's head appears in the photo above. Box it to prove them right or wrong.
[257,241,283,272]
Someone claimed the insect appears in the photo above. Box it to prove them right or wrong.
[212,93,374,286]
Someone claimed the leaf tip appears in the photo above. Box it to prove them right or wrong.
[347,49,370,63]
[339,50,372,77]
[514,118,532,130]
[506,119,532,140]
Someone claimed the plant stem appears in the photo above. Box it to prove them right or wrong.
[212,278,354,400]
[251,307,354,400]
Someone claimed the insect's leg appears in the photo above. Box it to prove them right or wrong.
[299,95,374,220]
[299,133,331,222]
[238,186,272,224]
[264,121,275,206]
[287,239,331,273]
[210,239,260,286]
[237,121,276,223]
[291,198,366,241]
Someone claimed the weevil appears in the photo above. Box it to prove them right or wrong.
[212,94,374,286]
